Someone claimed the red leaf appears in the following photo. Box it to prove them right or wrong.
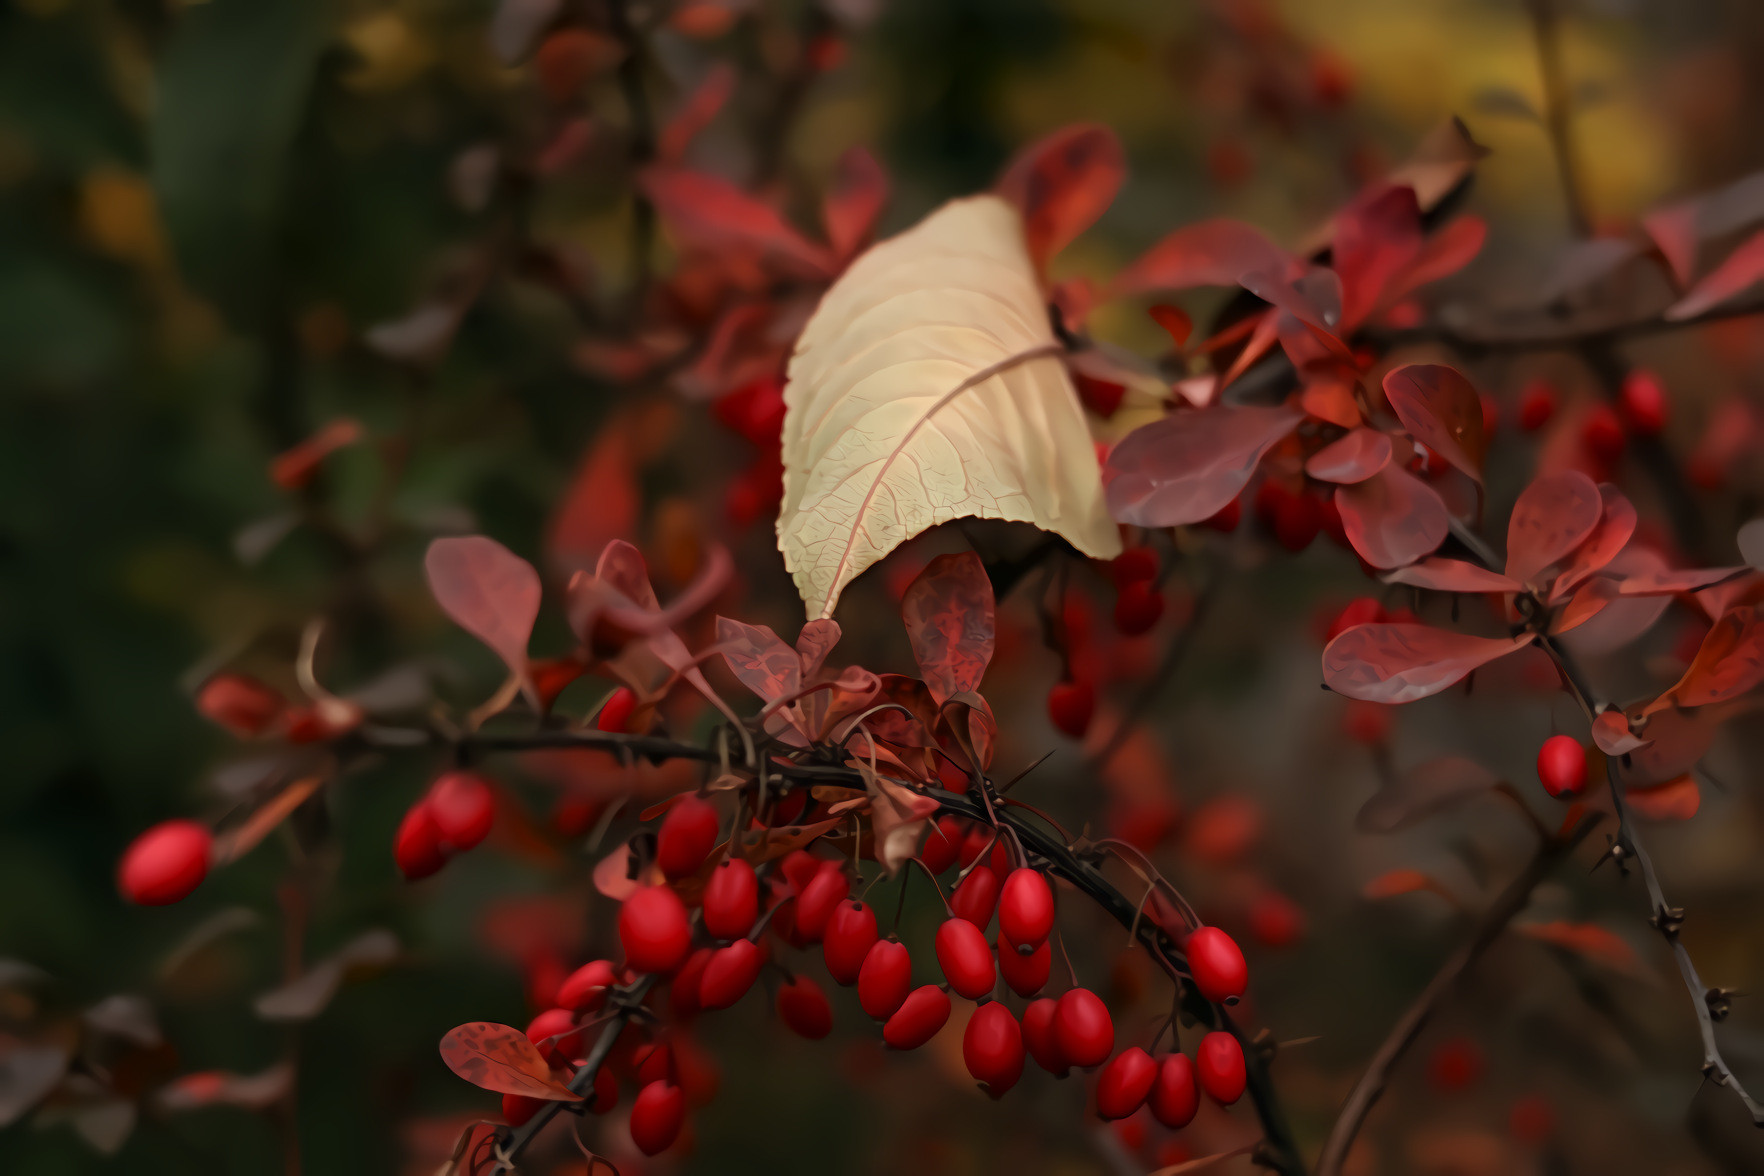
[1356,755,1502,833]
[1624,704,1722,786]
[821,146,889,263]
[900,552,995,707]
[795,619,842,680]
[159,1064,293,1112]
[638,167,833,277]
[1657,606,1764,709]
[1665,226,1764,320]
[1104,405,1302,526]
[1549,483,1636,600]
[1322,623,1533,703]
[1592,709,1649,756]
[1111,219,1294,296]
[1557,549,1672,655]
[994,123,1125,270]
[1333,183,1421,330]
[1382,364,1487,483]
[1642,200,1701,288]
[1642,171,1764,288]
[1613,565,1752,596]
[1384,214,1487,305]
[438,1022,581,1100]
[547,419,641,578]
[270,418,364,491]
[715,617,801,704]
[1305,427,1392,484]
[1383,557,1520,594]
[1334,465,1451,570]
[1518,922,1646,978]
[656,63,735,164]
[425,537,542,698]
[1626,774,1701,822]
[1362,869,1451,901]
[1551,577,1619,634]
[1505,470,1603,585]
[1300,378,1362,428]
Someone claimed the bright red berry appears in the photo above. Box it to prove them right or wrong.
[428,770,496,852]
[822,900,878,986]
[698,939,763,1010]
[857,939,913,1020]
[1149,1052,1199,1128]
[703,858,759,940]
[1619,369,1669,435]
[793,862,850,941]
[919,816,963,874]
[656,794,719,880]
[962,1001,1025,1098]
[195,673,285,737]
[1582,405,1626,464]
[1196,1032,1246,1104]
[1047,679,1095,739]
[118,820,213,906]
[1111,547,1159,587]
[1517,380,1556,431]
[1185,927,1249,1003]
[618,886,692,975]
[780,849,821,893]
[1536,735,1587,798]
[996,931,1051,997]
[558,959,618,1012]
[1096,1047,1158,1120]
[998,868,1055,949]
[1022,997,1069,1075]
[776,975,832,1039]
[1054,987,1114,1069]
[1114,580,1164,635]
[393,802,446,880]
[950,865,1000,927]
[629,1079,684,1156]
[525,1007,579,1065]
[935,918,996,1000]
[502,1092,543,1127]
[882,985,950,1050]
[596,687,638,733]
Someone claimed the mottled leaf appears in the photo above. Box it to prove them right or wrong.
[1382,364,1486,483]
[900,553,995,707]
[716,617,801,704]
[867,775,940,874]
[1323,624,1533,703]
[995,123,1125,270]
[1506,470,1602,585]
[1304,428,1392,485]
[1105,405,1303,527]
[1335,465,1451,569]
[439,1022,580,1100]
[1549,484,1637,600]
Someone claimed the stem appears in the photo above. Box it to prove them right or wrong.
[608,0,654,307]
[1527,0,1591,236]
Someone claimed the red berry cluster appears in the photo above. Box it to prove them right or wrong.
[395,770,498,880]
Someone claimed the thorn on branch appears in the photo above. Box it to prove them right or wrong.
[1706,987,1736,1022]
[1651,904,1685,938]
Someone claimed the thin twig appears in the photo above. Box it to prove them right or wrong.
[1526,0,1591,236]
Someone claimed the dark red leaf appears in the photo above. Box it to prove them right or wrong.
[0,1043,67,1127]
[1624,704,1722,786]
[1613,565,1752,596]
[425,537,542,698]
[1642,170,1764,287]
[1335,466,1451,570]
[439,1022,580,1100]
[1505,470,1603,585]
[1355,755,1502,833]
[1322,623,1534,703]
[547,419,641,578]
[1657,605,1764,709]
[1549,484,1636,600]
[1333,184,1421,330]
[1382,364,1487,483]
[1111,219,1294,296]
[656,63,735,164]
[900,552,995,707]
[254,930,398,1022]
[639,167,833,278]
[1552,578,1619,635]
[1665,226,1764,320]
[1383,214,1487,305]
[994,123,1125,270]
[1305,427,1392,484]
[1104,405,1303,527]
[1558,549,1671,654]
[822,146,889,263]
[1383,557,1520,594]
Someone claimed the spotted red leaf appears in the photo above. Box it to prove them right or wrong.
[901,552,994,708]
[1383,557,1520,594]
[1505,470,1603,585]
[1335,466,1450,570]
[995,123,1125,270]
[1110,219,1294,296]
[439,1022,580,1100]
[425,536,542,700]
[1322,623,1533,703]
[1382,364,1487,483]
[639,167,833,278]
[1667,226,1764,320]
[716,617,800,704]
[1104,405,1302,527]
[1333,184,1422,330]
[821,146,889,263]
[1656,605,1764,709]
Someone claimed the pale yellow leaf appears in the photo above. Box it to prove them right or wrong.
[778,194,1121,619]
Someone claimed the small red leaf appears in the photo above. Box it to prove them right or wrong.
[1519,922,1646,977]
[439,1022,581,1100]
[639,167,833,277]
[1333,183,1422,330]
[1335,466,1451,570]
[1384,214,1487,305]
[901,553,995,707]
[1505,470,1603,585]
[1592,709,1649,756]
[656,63,735,164]
[1383,363,1487,483]
[1626,774,1701,822]
[1362,868,1451,901]
[1104,405,1302,527]
[995,123,1126,269]
[1550,484,1637,600]
[1322,623,1533,704]
[1657,605,1764,709]
[1305,428,1392,484]
[1383,557,1520,594]
[1666,227,1764,320]
[547,416,642,578]
[1111,219,1294,296]
[822,146,889,263]
[425,537,542,697]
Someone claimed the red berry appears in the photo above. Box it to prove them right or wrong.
[1428,1036,1484,1092]
[1343,699,1391,745]
[550,795,603,838]
[1517,380,1556,431]
[629,1079,684,1156]
[1185,927,1248,1003]
[558,959,618,1012]
[1047,679,1096,739]
[950,865,1000,927]
[1149,1052,1200,1127]
[920,817,963,874]
[1619,369,1668,435]
[780,849,821,894]
[1196,1032,1246,1104]
[526,1007,579,1065]
[882,985,950,1050]
[1247,892,1305,949]
[857,939,913,1020]
[1256,481,1320,552]
[671,948,711,1018]
[596,687,638,733]
[703,858,759,940]
[823,900,879,986]
[1022,997,1069,1075]
[776,975,832,1039]
[1509,1093,1557,1144]
[1582,405,1625,464]
[996,931,1051,997]
[428,770,495,852]
[1325,597,1385,644]
[962,1001,1025,1098]
[956,826,991,869]
[1096,1046,1158,1120]
[195,673,285,737]
[1111,547,1159,587]
[635,1040,673,1087]
[934,918,996,1000]
[998,868,1055,949]
[502,1092,543,1127]
[794,862,850,941]
[1054,987,1114,1069]
[656,794,719,880]
[588,1063,618,1113]
[698,939,763,1009]
[1479,393,1500,437]
[1114,581,1164,636]
[118,820,213,906]
[619,886,692,975]
[1536,735,1587,798]
[393,802,446,880]
[1201,495,1241,532]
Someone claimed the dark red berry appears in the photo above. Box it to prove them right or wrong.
[962,1001,1025,1098]
[920,817,963,874]
[557,959,617,1012]
[1185,926,1248,1003]
[822,900,878,985]
[618,886,692,975]
[950,865,1000,927]
[703,858,759,940]
[1047,679,1096,738]
[1114,580,1165,635]
[794,862,850,941]
[1536,735,1587,798]
[1096,1046,1158,1120]
[1111,547,1159,587]
[526,1007,579,1065]
[1022,997,1069,1075]
[596,687,638,734]
[1619,369,1668,435]
[882,985,951,1050]
[957,826,991,869]
[629,1079,684,1156]
[670,948,711,1018]
[195,673,285,737]
[996,931,1050,997]
[1517,380,1556,431]
[1582,405,1625,464]
[998,868,1055,949]
[1054,987,1114,1069]
[1149,1052,1199,1128]
[857,939,913,1020]
[634,1041,673,1087]
[656,794,719,880]
[780,849,821,893]
[776,975,832,1039]
[393,802,446,881]
[935,918,996,1000]
[118,820,212,905]
[428,770,496,852]
[698,939,763,1009]
[1196,1031,1246,1104]
[588,1063,618,1113]
[1428,1036,1485,1092]
[502,1092,542,1127]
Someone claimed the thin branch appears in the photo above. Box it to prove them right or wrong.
[1527,0,1591,236]
[608,0,655,308]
